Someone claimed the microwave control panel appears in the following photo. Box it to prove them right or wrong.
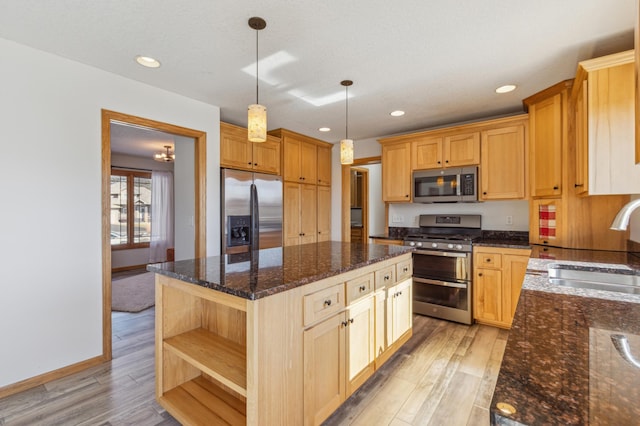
[461,173,475,196]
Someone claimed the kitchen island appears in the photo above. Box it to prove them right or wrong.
[148,241,414,425]
[491,247,640,425]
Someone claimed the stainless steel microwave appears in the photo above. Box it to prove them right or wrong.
[413,167,478,203]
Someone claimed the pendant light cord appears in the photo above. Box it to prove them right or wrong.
[345,85,349,140]
[255,27,259,105]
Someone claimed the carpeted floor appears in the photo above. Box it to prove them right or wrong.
[112,271,155,312]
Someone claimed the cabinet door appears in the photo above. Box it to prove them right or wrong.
[411,136,443,170]
[300,184,317,244]
[252,137,281,175]
[316,185,331,242]
[300,141,318,184]
[283,182,301,246]
[480,125,526,200]
[317,145,332,186]
[502,255,529,327]
[220,125,252,171]
[392,278,413,340]
[374,290,387,358]
[474,268,502,323]
[283,137,302,183]
[529,198,563,247]
[303,312,346,426]
[382,142,411,202]
[444,132,480,167]
[530,93,563,197]
[346,296,375,395]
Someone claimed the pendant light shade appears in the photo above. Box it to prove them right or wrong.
[248,17,267,142]
[340,80,354,165]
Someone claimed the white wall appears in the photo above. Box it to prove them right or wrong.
[174,137,195,260]
[389,200,530,231]
[0,38,220,388]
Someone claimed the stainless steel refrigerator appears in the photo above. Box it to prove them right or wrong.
[221,168,283,254]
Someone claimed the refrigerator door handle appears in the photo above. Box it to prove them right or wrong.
[250,183,259,250]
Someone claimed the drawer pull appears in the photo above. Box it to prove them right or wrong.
[384,275,390,281]
[403,266,409,272]
[349,318,354,324]
[485,258,491,262]
[341,320,348,327]
[323,299,332,307]
[359,285,366,292]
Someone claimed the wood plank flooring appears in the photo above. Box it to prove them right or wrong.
[0,307,508,426]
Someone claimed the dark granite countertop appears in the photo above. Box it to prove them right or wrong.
[147,241,413,300]
[491,247,640,425]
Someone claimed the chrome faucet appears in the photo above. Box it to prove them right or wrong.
[610,198,640,231]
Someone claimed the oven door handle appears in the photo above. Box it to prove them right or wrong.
[413,249,469,258]
[413,277,468,289]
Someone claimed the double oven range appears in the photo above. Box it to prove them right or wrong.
[404,214,481,325]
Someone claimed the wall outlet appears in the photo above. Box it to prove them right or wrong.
[392,214,404,223]
[506,215,513,225]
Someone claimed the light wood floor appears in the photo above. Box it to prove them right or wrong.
[0,308,507,425]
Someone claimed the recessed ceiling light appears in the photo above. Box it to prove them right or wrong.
[319,127,331,132]
[495,84,516,94]
[135,55,161,68]
[390,110,405,117]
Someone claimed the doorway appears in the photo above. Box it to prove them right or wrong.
[341,157,384,242]
[101,109,207,361]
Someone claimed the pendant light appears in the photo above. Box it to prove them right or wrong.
[340,80,354,165]
[154,145,175,162]
[248,17,267,143]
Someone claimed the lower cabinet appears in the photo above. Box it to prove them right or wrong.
[386,278,413,347]
[473,247,531,329]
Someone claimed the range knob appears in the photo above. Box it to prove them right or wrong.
[408,241,416,247]
[431,242,438,248]
[447,244,454,249]
[455,244,463,250]
[416,242,423,247]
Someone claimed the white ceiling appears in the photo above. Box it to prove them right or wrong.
[0,0,636,156]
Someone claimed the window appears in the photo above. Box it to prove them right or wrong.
[110,169,152,249]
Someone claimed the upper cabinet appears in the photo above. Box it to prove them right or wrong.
[572,50,640,195]
[269,128,333,185]
[220,122,281,175]
[480,119,528,201]
[380,114,526,203]
[381,142,412,202]
[411,133,479,170]
[524,85,567,198]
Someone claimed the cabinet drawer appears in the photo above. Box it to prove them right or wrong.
[346,273,374,305]
[475,252,502,269]
[375,266,395,290]
[396,259,413,282]
[304,283,345,326]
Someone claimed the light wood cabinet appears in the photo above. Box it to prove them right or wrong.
[371,238,403,246]
[346,296,376,395]
[480,123,527,200]
[572,50,640,195]
[284,182,317,246]
[527,90,564,198]
[317,144,332,186]
[444,132,480,167]
[381,142,411,202]
[525,79,629,251]
[220,122,281,174]
[387,278,412,343]
[411,133,480,171]
[473,247,531,329]
[317,185,331,242]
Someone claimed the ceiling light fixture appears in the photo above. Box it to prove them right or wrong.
[247,17,267,143]
[495,84,517,94]
[340,80,354,165]
[390,110,405,117]
[154,145,175,162]
[319,127,331,132]
[135,55,161,68]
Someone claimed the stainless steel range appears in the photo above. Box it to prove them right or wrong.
[404,214,481,325]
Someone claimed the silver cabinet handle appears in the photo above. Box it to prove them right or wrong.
[611,334,640,369]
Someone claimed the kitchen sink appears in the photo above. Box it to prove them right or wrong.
[548,265,640,295]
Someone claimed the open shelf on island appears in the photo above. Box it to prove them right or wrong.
[164,328,247,397]
[160,376,246,425]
